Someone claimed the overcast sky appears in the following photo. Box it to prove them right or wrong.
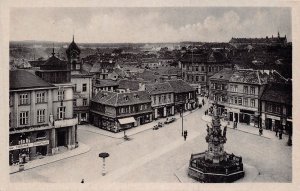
[10,7,291,43]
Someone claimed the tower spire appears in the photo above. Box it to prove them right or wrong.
[51,43,55,57]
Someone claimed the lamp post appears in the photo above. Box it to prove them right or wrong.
[99,152,109,176]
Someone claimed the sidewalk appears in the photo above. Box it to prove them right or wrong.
[78,107,201,139]
[201,115,274,139]
[10,142,91,174]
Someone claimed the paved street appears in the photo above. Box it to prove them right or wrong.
[10,100,292,183]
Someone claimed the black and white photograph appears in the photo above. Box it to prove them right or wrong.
[1,0,299,190]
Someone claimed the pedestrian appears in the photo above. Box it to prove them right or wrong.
[202,99,204,105]
[275,126,278,137]
[81,179,85,183]
[184,130,187,141]
[259,127,263,136]
[233,121,237,129]
[279,128,283,140]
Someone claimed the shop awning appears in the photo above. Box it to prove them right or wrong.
[118,117,136,125]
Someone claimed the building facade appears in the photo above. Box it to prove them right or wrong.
[145,82,175,119]
[90,91,152,132]
[260,82,292,132]
[9,70,78,165]
[67,36,93,124]
[180,50,230,94]
[226,70,268,126]
[209,68,234,115]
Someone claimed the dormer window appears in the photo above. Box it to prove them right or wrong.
[124,95,129,101]
[134,94,139,99]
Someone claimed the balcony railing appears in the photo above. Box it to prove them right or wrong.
[54,118,78,128]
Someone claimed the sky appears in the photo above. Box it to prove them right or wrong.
[10,7,291,43]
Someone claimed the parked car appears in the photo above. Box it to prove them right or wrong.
[164,117,176,124]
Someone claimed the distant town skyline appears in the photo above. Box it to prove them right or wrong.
[10,7,291,43]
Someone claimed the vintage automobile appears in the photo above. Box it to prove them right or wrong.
[164,117,176,124]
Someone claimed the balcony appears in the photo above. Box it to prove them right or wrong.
[54,118,78,128]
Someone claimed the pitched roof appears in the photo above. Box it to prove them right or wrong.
[42,55,67,67]
[92,91,151,106]
[167,79,195,93]
[145,82,173,95]
[10,70,55,90]
[229,70,268,85]
[261,82,292,105]
[94,79,118,88]
[210,68,234,81]
[118,79,140,91]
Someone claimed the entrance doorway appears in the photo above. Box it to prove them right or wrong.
[36,146,47,156]
[57,130,67,147]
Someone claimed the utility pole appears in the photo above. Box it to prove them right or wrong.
[181,106,184,136]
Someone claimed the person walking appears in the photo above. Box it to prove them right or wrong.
[259,127,263,136]
[202,99,204,106]
[279,128,283,140]
[81,179,85,183]
[275,126,278,137]
[184,130,187,141]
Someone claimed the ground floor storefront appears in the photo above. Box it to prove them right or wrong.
[225,107,259,127]
[153,104,175,119]
[90,112,153,133]
[74,108,89,124]
[9,125,77,166]
[262,113,293,133]
[174,101,197,114]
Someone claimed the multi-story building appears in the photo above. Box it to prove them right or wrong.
[167,79,197,114]
[260,82,292,132]
[180,50,231,94]
[90,91,152,132]
[35,49,78,151]
[92,79,118,96]
[145,82,175,119]
[9,70,78,165]
[67,36,93,124]
[209,68,234,115]
[226,70,268,126]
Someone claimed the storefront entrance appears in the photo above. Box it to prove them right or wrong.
[57,129,67,147]
[36,146,47,156]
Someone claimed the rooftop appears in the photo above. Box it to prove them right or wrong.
[10,70,56,90]
[92,90,151,107]
[261,82,292,105]
[145,82,173,95]
[229,70,268,85]
[210,68,234,81]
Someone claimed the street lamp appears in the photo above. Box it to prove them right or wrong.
[99,152,109,176]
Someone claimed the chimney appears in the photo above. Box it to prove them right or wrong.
[138,82,145,91]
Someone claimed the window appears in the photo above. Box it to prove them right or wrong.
[154,97,157,104]
[234,97,238,104]
[196,76,199,82]
[82,84,87,92]
[36,92,46,103]
[212,83,216,89]
[244,98,248,106]
[208,67,211,72]
[238,97,242,105]
[58,107,66,119]
[74,84,77,92]
[73,99,77,106]
[195,66,198,71]
[37,109,45,123]
[58,90,64,101]
[231,85,238,92]
[168,94,171,102]
[76,64,80,70]
[201,76,205,82]
[83,98,88,106]
[243,86,248,94]
[201,66,205,71]
[20,111,29,125]
[9,95,13,106]
[250,86,255,95]
[213,95,216,101]
[20,93,29,105]
[159,96,161,104]
[250,99,255,107]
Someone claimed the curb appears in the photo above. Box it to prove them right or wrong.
[10,143,91,175]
